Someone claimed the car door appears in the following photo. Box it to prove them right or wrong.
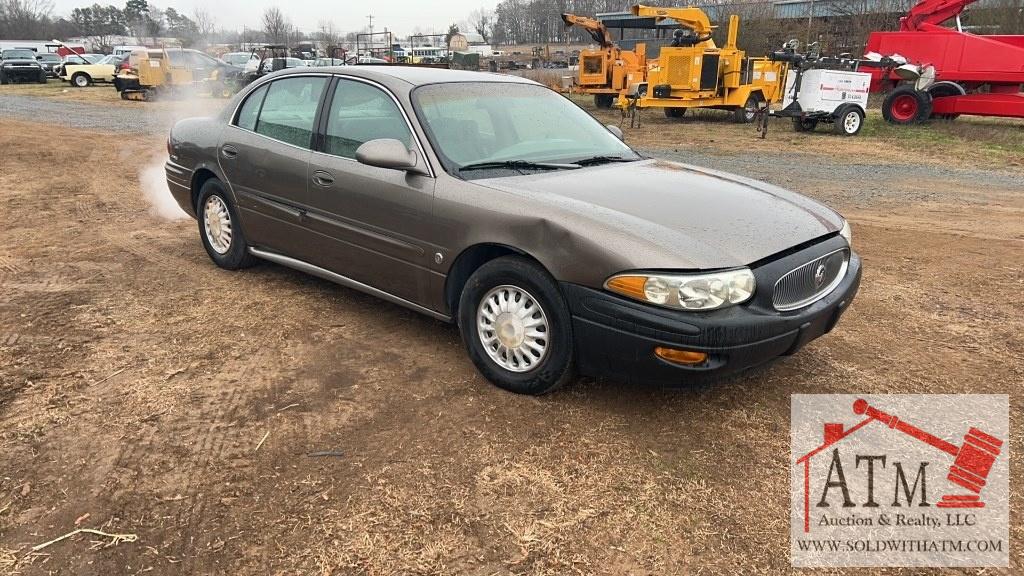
[304,76,437,305]
[218,75,329,259]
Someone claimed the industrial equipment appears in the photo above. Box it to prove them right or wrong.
[560,12,648,108]
[865,0,1024,123]
[853,399,1003,508]
[619,5,788,123]
[763,42,870,136]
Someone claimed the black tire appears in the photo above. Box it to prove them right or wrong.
[458,256,575,395]
[664,107,686,118]
[71,72,90,88]
[926,81,965,120]
[882,86,932,125]
[832,105,864,136]
[0,72,7,85]
[594,94,614,109]
[792,117,818,132]
[196,178,257,270]
[37,71,47,84]
[732,94,760,123]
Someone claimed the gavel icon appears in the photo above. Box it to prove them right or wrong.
[853,399,1003,508]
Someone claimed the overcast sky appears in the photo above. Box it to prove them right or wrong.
[50,1,497,37]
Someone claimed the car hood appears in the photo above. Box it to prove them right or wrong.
[473,158,844,270]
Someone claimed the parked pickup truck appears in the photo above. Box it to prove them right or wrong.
[0,49,47,84]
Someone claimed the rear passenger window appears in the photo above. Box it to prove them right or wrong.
[324,79,412,159]
[254,76,327,148]
[235,84,267,131]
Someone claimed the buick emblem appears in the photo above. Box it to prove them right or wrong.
[813,263,827,287]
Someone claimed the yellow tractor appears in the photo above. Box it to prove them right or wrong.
[561,12,649,109]
[621,5,789,122]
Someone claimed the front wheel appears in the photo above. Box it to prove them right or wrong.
[594,94,614,109]
[71,73,90,88]
[458,256,575,395]
[832,106,864,136]
[196,179,257,270]
[882,86,932,124]
[793,117,818,132]
[664,107,686,119]
[733,95,759,123]
[37,71,47,84]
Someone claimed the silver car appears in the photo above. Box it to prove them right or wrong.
[165,67,861,394]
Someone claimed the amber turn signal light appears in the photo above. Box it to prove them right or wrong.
[605,275,648,300]
[654,347,708,366]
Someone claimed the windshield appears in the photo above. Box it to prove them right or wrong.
[38,54,60,62]
[2,50,36,59]
[97,55,118,65]
[412,82,639,177]
[223,53,252,66]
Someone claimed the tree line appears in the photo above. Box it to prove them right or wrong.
[472,0,1024,54]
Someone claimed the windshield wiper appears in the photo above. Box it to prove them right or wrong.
[571,155,641,166]
[458,160,581,173]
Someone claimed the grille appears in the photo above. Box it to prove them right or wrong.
[772,248,849,311]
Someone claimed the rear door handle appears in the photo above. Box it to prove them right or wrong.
[312,170,335,187]
[221,145,238,159]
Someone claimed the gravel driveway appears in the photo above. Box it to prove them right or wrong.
[0,93,224,134]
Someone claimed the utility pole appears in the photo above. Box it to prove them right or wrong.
[367,14,374,35]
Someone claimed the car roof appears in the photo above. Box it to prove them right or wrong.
[275,65,539,87]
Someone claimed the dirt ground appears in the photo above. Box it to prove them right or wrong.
[0,87,1022,575]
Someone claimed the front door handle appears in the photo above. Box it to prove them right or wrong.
[221,145,238,159]
[312,170,335,187]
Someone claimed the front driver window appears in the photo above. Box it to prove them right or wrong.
[323,79,412,159]
[254,76,327,148]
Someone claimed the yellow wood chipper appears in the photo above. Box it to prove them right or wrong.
[619,5,789,123]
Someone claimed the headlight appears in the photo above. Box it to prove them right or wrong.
[839,220,852,246]
[605,268,756,311]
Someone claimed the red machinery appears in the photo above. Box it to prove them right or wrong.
[865,0,1024,123]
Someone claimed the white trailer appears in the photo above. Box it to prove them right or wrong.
[773,68,872,136]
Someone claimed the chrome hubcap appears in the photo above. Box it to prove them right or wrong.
[477,285,549,373]
[203,195,232,254]
[844,112,860,133]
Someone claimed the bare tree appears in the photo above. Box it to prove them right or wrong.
[317,19,341,47]
[261,6,290,44]
[193,8,215,46]
[468,7,494,43]
[0,0,54,39]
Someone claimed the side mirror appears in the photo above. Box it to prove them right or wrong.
[355,139,428,175]
[606,124,624,140]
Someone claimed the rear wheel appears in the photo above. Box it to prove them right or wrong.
[458,256,575,395]
[832,105,864,136]
[664,107,686,119]
[71,73,90,88]
[196,178,257,270]
[882,86,932,124]
[732,94,760,123]
[927,81,965,120]
[594,94,614,109]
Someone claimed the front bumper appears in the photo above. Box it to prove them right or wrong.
[2,67,43,80]
[564,235,861,385]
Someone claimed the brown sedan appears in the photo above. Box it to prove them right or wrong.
[165,66,860,394]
